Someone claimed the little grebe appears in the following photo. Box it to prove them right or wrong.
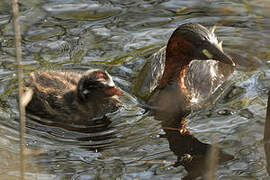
[25,69,122,122]
[134,23,235,120]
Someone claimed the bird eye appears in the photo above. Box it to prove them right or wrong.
[201,36,207,41]
[194,36,207,46]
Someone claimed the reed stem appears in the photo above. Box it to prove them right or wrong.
[11,0,25,179]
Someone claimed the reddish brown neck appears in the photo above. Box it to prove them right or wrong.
[159,36,192,88]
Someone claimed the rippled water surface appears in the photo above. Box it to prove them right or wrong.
[1,0,270,179]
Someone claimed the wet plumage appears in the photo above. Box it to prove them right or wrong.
[25,69,122,123]
[134,23,235,120]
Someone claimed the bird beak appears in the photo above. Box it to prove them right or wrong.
[105,87,123,96]
[202,43,235,66]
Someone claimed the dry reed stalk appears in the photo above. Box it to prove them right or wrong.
[205,142,219,180]
[11,0,25,179]
[264,91,270,175]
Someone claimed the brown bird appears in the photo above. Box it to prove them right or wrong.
[134,23,235,122]
[25,69,122,123]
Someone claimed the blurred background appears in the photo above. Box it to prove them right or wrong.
[0,0,270,179]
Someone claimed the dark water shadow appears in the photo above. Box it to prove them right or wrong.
[158,115,234,179]
[24,111,123,153]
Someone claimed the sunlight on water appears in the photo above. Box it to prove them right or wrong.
[0,0,270,179]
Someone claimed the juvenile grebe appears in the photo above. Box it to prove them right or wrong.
[25,69,122,123]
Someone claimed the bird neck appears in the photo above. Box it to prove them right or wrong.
[159,55,190,89]
[158,35,193,88]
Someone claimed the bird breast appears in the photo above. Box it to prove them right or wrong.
[183,60,232,108]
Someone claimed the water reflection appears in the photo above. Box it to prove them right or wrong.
[27,115,117,152]
[1,0,270,179]
[27,101,233,179]
[160,117,233,179]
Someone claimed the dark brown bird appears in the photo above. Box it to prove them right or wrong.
[134,23,235,122]
[25,69,122,123]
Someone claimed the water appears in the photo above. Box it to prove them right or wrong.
[1,0,270,179]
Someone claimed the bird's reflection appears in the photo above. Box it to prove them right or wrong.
[159,115,233,179]
[27,114,113,133]
[26,114,118,152]
[27,104,234,179]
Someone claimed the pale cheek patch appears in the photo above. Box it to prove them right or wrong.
[105,71,115,87]
[107,77,115,87]
[202,49,213,59]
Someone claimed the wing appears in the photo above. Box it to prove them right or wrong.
[132,46,166,100]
